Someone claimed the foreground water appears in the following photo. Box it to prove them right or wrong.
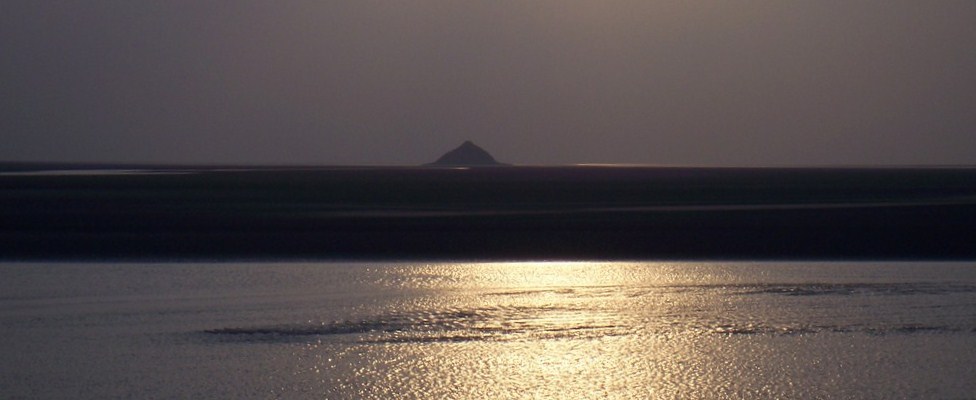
[2,261,975,399]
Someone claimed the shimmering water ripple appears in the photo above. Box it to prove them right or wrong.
[204,281,976,343]
[2,261,976,399]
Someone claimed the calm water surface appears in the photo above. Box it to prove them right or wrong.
[2,261,975,399]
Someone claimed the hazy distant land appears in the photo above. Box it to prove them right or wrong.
[427,141,509,166]
[2,163,975,260]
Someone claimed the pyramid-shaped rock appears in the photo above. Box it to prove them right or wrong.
[429,141,506,166]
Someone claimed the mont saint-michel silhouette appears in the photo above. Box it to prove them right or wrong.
[428,141,507,166]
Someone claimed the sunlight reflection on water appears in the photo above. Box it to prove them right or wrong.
[2,261,976,398]
[221,261,976,399]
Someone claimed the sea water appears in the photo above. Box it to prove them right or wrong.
[1,261,975,399]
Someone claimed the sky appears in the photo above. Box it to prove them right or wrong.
[2,1,975,166]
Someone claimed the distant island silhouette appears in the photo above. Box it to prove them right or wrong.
[428,141,508,166]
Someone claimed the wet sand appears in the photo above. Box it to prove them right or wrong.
[2,165,975,260]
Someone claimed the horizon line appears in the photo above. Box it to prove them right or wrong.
[2,160,976,172]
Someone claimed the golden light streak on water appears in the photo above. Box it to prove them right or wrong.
[3,261,976,398]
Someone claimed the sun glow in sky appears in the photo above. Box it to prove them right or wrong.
[2,2,975,165]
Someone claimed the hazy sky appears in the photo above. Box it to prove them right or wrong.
[3,1,975,166]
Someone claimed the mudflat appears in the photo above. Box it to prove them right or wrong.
[2,165,975,260]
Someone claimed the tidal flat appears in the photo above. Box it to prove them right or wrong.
[2,165,975,260]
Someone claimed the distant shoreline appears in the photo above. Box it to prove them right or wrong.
[3,161,976,172]
[3,166,975,261]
